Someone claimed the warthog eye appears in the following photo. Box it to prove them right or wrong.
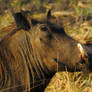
[40,26,48,31]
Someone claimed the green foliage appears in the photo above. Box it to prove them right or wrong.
[10,0,22,8]
[69,0,78,5]
[73,5,80,16]
[0,0,3,2]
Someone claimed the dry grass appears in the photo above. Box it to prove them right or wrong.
[65,21,92,44]
[45,72,92,92]
[0,10,14,30]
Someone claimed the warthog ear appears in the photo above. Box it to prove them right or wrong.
[47,9,51,19]
[46,9,57,24]
[12,11,30,31]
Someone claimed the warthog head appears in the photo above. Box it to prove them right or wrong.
[0,10,89,92]
[26,10,89,72]
[11,10,89,72]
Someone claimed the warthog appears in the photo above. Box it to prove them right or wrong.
[0,10,89,92]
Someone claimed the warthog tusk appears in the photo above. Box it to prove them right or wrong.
[77,43,88,64]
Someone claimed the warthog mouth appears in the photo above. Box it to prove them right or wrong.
[77,43,89,66]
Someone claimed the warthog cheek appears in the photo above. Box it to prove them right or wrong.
[77,43,89,65]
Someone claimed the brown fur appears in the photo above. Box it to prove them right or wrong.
[0,11,89,92]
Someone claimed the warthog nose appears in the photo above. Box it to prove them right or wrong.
[77,43,89,65]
